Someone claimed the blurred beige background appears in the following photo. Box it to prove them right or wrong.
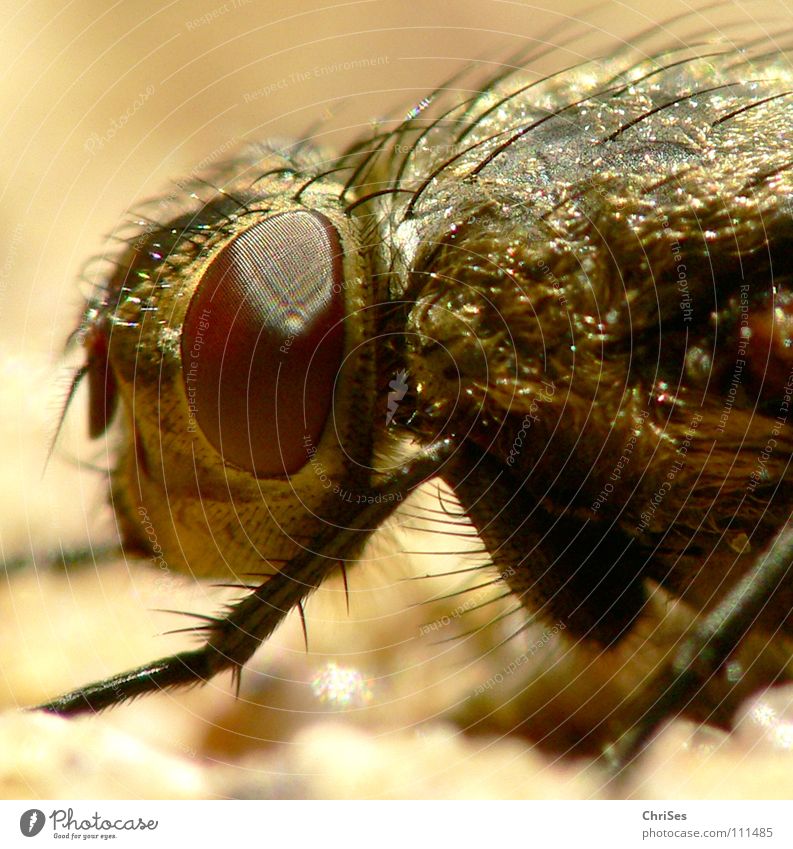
[2,0,793,799]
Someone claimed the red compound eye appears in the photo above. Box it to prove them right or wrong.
[181,211,345,476]
[745,292,793,400]
[84,325,118,439]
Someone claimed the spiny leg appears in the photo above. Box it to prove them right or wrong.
[611,519,793,770]
[35,439,453,715]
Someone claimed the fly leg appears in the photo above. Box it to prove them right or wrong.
[2,543,122,575]
[611,520,793,769]
[35,439,453,715]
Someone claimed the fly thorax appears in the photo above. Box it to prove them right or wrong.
[402,216,578,458]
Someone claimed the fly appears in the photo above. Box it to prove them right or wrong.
[38,35,793,770]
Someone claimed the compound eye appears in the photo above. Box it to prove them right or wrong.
[181,211,345,476]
